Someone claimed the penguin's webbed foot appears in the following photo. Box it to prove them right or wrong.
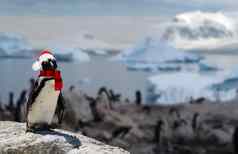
[41,123,52,131]
[26,123,52,133]
[26,127,36,133]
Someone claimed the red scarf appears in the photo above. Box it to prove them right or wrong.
[39,70,63,91]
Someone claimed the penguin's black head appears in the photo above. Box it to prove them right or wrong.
[32,50,58,71]
[41,59,57,70]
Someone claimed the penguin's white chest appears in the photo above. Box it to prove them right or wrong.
[27,80,60,125]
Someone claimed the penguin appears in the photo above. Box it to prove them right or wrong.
[26,50,65,132]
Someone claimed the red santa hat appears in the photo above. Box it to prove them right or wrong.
[32,49,56,71]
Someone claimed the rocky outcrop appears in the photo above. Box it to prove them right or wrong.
[0,121,129,154]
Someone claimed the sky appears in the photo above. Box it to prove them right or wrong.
[0,0,237,16]
[0,0,237,49]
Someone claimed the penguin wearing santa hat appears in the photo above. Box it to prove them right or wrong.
[26,49,65,132]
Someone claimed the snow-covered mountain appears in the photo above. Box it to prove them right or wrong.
[161,11,238,52]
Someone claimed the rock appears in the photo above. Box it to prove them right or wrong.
[0,121,129,154]
[64,90,94,122]
[62,90,94,130]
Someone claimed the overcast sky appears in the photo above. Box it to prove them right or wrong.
[0,0,237,48]
[0,0,237,16]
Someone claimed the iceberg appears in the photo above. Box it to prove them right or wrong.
[126,63,182,72]
[84,49,108,56]
[211,67,238,91]
[146,72,235,104]
[199,62,219,72]
[0,33,32,58]
[114,37,202,63]
[126,63,157,72]
[46,47,90,62]
[92,49,108,56]
[113,37,202,72]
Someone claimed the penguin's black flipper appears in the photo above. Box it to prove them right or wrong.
[55,92,65,125]
[26,78,40,130]
[26,79,39,114]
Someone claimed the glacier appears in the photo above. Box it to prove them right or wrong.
[112,37,202,72]
[146,72,237,104]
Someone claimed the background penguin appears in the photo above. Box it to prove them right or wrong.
[26,50,65,132]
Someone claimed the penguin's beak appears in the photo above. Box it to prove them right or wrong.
[32,60,41,71]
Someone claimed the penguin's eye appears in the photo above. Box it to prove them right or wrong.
[50,61,54,66]
[48,59,57,69]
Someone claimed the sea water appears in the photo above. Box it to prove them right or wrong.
[0,56,151,103]
[0,54,238,104]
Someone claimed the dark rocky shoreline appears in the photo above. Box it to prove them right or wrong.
[1,83,238,154]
